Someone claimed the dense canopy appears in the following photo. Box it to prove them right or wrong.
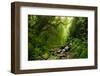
[28,15,88,60]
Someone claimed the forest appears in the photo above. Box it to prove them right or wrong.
[28,15,88,60]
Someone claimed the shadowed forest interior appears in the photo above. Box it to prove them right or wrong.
[28,15,88,60]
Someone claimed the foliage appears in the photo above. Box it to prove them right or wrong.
[28,15,88,60]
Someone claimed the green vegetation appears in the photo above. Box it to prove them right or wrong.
[28,15,88,60]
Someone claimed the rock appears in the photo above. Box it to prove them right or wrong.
[64,46,69,50]
[57,49,62,53]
